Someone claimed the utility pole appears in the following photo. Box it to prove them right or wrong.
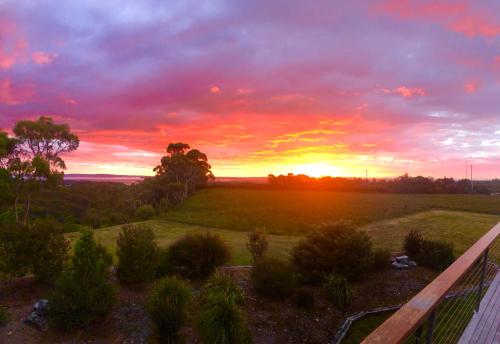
[365,170,368,182]
[465,159,468,180]
[470,165,474,193]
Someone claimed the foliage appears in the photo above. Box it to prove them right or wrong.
[251,257,295,299]
[246,229,268,264]
[201,272,245,306]
[49,230,115,330]
[292,223,373,282]
[1,117,79,224]
[418,240,455,271]
[404,230,424,258]
[0,218,69,283]
[197,272,250,344]
[324,274,352,308]
[148,276,191,343]
[0,305,8,325]
[292,289,315,309]
[161,232,231,279]
[154,143,213,204]
[135,204,155,220]
[116,223,159,285]
[372,248,391,270]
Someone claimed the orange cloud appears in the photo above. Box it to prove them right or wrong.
[393,86,426,98]
[464,81,478,93]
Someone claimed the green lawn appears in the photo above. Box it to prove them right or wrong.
[66,220,301,265]
[162,189,500,234]
[67,210,499,265]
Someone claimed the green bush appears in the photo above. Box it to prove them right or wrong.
[246,229,268,264]
[292,223,373,282]
[292,289,315,309]
[148,276,191,343]
[418,240,455,271]
[372,248,391,270]
[251,257,295,299]
[49,230,116,330]
[135,205,155,220]
[403,230,424,258]
[0,218,69,283]
[324,274,352,308]
[160,232,231,279]
[116,223,159,285]
[197,272,250,344]
[0,305,8,325]
[201,272,245,306]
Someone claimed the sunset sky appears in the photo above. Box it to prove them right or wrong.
[0,0,499,179]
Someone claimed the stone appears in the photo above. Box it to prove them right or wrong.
[408,261,417,267]
[24,299,49,331]
[395,255,409,264]
[392,261,408,269]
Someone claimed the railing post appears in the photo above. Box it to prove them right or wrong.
[476,248,489,312]
[415,326,423,344]
[425,309,437,343]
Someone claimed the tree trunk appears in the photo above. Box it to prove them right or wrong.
[23,193,31,225]
[14,194,19,223]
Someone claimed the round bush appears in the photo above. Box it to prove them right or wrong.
[251,257,295,299]
[372,248,391,270]
[148,276,191,343]
[161,232,231,279]
[404,230,424,259]
[49,230,115,330]
[117,223,159,285]
[292,223,373,283]
[324,274,352,308]
[419,240,455,271]
[135,205,155,220]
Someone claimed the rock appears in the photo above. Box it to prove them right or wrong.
[408,261,417,267]
[392,261,409,269]
[24,299,49,331]
[395,255,410,264]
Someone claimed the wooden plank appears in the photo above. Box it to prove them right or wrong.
[362,222,500,344]
[459,271,500,344]
[474,277,500,344]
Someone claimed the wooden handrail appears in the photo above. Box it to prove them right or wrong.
[361,222,500,344]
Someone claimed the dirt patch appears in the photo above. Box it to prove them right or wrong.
[0,267,437,343]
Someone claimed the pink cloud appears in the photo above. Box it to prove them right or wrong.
[380,0,500,37]
[32,51,57,65]
[0,79,33,105]
[464,81,478,93]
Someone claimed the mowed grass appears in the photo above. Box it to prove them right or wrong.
[66,210,499,265]
[65,220,301,265]
[162,188,500,234]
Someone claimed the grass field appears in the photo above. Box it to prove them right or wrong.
[162,189,500,234]
[67,210,500,265]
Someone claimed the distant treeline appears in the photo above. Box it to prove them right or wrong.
[265,173,500,194]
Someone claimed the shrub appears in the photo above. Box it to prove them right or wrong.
[292,289,315,309]
[0,218,69,283]
[197,273,250,344]
[372,248,391,270]
[201,272,245,306]
[136,205,155,220]
[148,276,191,343]
[246,229,268,264]
[404,230,424,258]
[418,240,455,271]
[324,274,352,308]
[251,257,295,299]
[49,230,116,330]
[116,223,159,285]
[161,232,231,279]
[292,223,373,283]
[0,305,8,325]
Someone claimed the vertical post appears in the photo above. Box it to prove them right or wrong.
[425,310,437,344]
[476,248,489,312]
[415,326,423,344]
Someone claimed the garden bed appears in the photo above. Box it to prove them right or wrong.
[0,266,437,343]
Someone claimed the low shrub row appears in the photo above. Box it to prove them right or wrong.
[404,230,455,271]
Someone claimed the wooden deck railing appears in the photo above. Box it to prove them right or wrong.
[361,222,500,344]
